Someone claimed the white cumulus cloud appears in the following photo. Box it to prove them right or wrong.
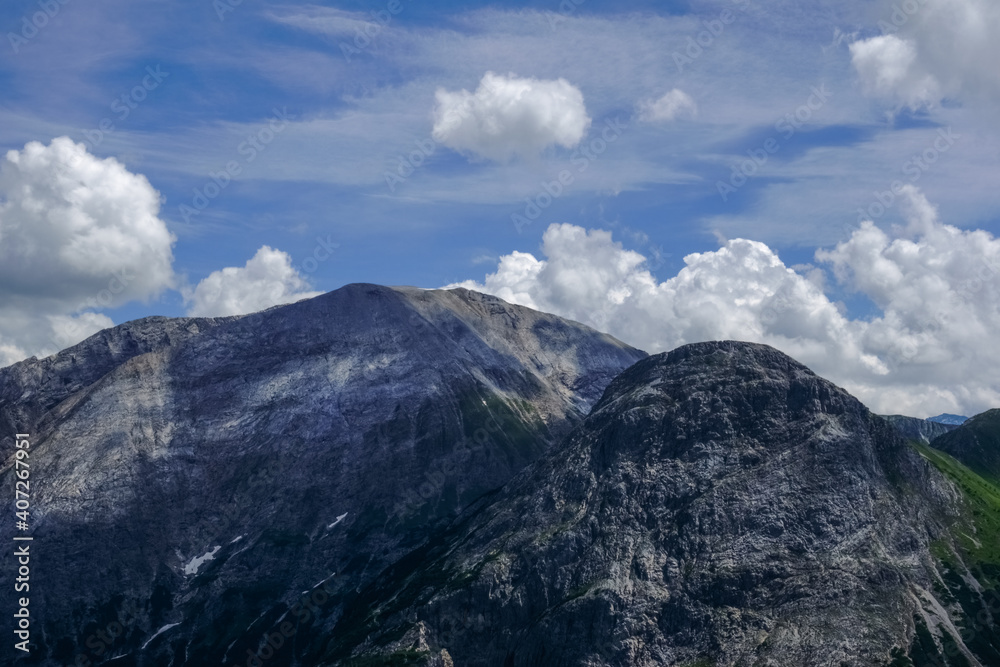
[185,245,322,317]
[451,190,1000,417]
[431,71,591,162]
[815,186,1000,412]
[849,0,1000,107]
[0,137,176,365]
[638,89,697,123]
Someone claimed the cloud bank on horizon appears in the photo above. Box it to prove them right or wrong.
[451,186,1000,417]
[0,133,997,417]
[0,139,320,361]
[0,0,998,418]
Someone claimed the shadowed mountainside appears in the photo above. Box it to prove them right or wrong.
[0,284,645,666]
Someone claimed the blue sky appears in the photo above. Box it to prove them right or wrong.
[1,0,999,416]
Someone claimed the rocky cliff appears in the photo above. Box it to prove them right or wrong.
[4,289,1000,667]
[0,284,644,666]
[333,342,1000,667]
[881,414,960,445]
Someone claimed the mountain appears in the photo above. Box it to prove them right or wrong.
[0,284,645,666]
[5,288,1000,667]
[881,414,960,444]
[929,414,969,426]
[332,341,1000,667]
[929,409,1000,481]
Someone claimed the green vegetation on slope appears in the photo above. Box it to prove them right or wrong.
[930,409,1000,481]
[914,442,1000,574]
[910,443,1000,665]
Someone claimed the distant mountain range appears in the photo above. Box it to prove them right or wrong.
[928,414,970,426]
[2,285,999,666]
[880,414,960,444]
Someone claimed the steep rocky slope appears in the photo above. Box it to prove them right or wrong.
[334,342,999,667]
[5,288,1000,667]
[882,414,960,445]
[0,284,645,666]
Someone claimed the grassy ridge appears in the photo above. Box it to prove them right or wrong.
[909,442,1000,666]
[914,442,1000,576]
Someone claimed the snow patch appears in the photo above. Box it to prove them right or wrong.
[313,574,335,588]
[141,623,180,650]
[183,546,221,575]
[327,512,348,530]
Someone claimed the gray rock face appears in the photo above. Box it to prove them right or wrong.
[5,291,999,667]
[881,414,960,444]
[335,342,994,666]
[0,284,644,666]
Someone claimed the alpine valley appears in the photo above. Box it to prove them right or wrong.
[2,285,1000,667]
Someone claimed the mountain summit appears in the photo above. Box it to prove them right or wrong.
[333,341,1000,666]
[0,284,644,666]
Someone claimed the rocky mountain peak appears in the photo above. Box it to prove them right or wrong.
[574,341,881,474]
[4,297,998,667]
[334,341,972,666]
[0,285,645,666]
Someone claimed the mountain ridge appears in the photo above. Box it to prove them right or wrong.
[331,341,994,666]
[0,284,646,666]
[2,288,999,666]
[929,409,1000,482]
[882,414,960,444]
